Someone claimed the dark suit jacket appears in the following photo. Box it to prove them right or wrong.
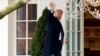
[43,9,64,56]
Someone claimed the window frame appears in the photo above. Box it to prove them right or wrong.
[8,0,38,56]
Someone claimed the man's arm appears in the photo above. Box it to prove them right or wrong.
[61,27,68,44]
[46,2,56,22]
[49,2,56,11]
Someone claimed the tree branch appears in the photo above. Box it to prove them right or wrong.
[0,0,28,19]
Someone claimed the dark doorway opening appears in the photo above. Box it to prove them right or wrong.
[84,19,100,56]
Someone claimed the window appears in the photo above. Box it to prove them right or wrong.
[16,2,37,56]
[64,0,84,56]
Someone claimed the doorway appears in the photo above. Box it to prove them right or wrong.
[84,12,100,56]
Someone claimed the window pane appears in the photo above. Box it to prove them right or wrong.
[17,5,26,20]
[77,6,81,18]
[67,52,70,56]
[77,32,81,50]
[28,39,32,55]
[67,32,70,51]
[77,52,80,56]
[77,19,80,31]
[28,22,37,37]
[72,32,75,51]
[17,39,26,55]
[72,19,75,31]
[77,0,80,4]
[28,4,37,20]
[72,52,75,56]
[17,22,26,37]
[72,1,75,11]
[67,20,70,30]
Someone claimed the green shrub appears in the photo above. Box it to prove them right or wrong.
[31,8,49,56]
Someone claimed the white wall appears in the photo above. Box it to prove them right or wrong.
[0,0,8,56]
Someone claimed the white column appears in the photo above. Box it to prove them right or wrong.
[0,0,8,56]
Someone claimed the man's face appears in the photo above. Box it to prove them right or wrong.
[54,11,63,20]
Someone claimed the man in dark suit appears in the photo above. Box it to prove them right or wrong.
[43,2,66,56]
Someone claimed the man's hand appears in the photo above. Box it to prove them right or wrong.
[64,40,68,44]
[49,2,56,10]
